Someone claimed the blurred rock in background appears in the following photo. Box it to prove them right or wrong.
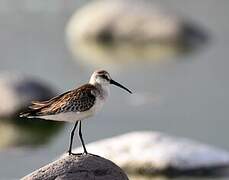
[66,0,208,68]
[0,72,64,149]
[128,175,167,180]
[0,72,56,118]
[75,131,229,177]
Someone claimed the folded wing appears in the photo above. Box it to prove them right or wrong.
[20,84,96,118]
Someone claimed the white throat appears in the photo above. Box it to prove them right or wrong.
[89,79,109,115]
[89,79,109,100]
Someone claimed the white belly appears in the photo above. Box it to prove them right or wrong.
[39,111,92,122]
[93,96,106,114]
[37,97,106,122]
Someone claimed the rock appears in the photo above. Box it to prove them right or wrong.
[66,0,207,44]
[0,73,63,149]
[0,72,57,118]
[22,153,129,180]
[74,131,229,176]
[66,0,207,68]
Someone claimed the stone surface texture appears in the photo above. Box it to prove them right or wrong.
[22,154,129,180]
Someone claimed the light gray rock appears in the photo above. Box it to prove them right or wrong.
[22,154,129,180]
[66,0,207,44]
[0,72,56,118]
[66,0,207,68]
[75,131,229,176]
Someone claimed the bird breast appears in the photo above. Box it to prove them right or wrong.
[93,85,109,114]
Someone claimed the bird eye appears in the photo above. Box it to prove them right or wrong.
[101,75,108,80]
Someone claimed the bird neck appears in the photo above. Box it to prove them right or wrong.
[90,82,109,100]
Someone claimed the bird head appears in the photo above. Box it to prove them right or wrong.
[90,70,132,94]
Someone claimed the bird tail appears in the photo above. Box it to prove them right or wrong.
[19,99,51,118]
[19,111,30,118]
[19,108,42,118]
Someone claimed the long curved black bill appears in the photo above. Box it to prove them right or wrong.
[110,79,132,94]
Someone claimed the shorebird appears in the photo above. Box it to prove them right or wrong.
[20,70,132,155]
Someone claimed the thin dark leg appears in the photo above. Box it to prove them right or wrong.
[68,121,78,155]
[79,120,88,154]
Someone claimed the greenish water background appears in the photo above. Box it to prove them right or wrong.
[0,0,229,179]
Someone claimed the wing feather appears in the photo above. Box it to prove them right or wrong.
[20,84,97,117]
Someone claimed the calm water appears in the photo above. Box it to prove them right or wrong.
[0,0,229,179]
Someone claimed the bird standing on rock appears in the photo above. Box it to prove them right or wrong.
[20,70,132,155]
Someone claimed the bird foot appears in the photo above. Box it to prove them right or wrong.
[68,152,81,156]
[67,150,88,156]
[82,151,88,155]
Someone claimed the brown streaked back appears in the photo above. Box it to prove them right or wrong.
[20,84,97,117]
